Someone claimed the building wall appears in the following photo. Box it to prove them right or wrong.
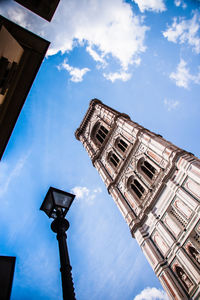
[0,15,50,159]
[75,99,200,299]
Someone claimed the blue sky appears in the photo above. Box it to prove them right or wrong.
[0,0,200,299]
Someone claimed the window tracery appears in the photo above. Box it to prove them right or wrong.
[96,125,108,144]
[108,151,120,169]
[127,176,146,200]
[115,137,128,153]
[138,158,157,181]
[91,122,109,146]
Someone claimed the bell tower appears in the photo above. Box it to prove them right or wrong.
[75,99,200,300]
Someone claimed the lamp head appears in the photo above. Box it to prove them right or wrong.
[40,187,75,218]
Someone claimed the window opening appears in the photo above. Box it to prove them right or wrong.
[117,139,128,152]
[141,160,156,180]
[131,179,144,199]
[109,153,120,168]
[95,125,108,144]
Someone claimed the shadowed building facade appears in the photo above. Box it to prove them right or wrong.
[0,15,49,159]
[75,99,200,300]
[0,256,16,300]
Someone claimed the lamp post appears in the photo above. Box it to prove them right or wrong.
[40,187,76,300]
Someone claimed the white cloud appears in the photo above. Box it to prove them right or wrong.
[86,45,107,67]
[93,187,102,193]
[0,0,148,77]
[71,186,102,205]
[58,60,90,82]
[133,0,166,13]
[4,6,32,30]
[103,71,132,82]
[163,13,200,53]
[71,186,90,199]
[170,59,200,88]
[174,0,181,6]
[0,153,29,198]
[133,58,141,66]
[164,98,180,111]
[174,0,187,9]
[134,287,168,300]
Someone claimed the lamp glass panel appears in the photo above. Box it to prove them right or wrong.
[41,192,54,216]
[52,191,73,209]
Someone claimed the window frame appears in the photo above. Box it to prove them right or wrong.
[137,157,158,182]
[115,136,129,155]
[91,121,109,147]
[107,151,121,169]
[127,175,146,201]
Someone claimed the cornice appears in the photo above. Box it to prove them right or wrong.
[75,98,130,141]
[75,99,100,140]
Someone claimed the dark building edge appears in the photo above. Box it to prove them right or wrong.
[0,15,50,159]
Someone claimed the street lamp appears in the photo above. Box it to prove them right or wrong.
[40,187,76,300]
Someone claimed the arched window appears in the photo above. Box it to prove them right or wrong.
[115,138,128,153]
[96,125,108,144]
[91,122,109,146]
[131,179,145,199]
[127,176,145,200]
[108,152,120,168]
[138,158,156,180]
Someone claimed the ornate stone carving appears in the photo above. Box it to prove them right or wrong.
[172,262,194,293]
